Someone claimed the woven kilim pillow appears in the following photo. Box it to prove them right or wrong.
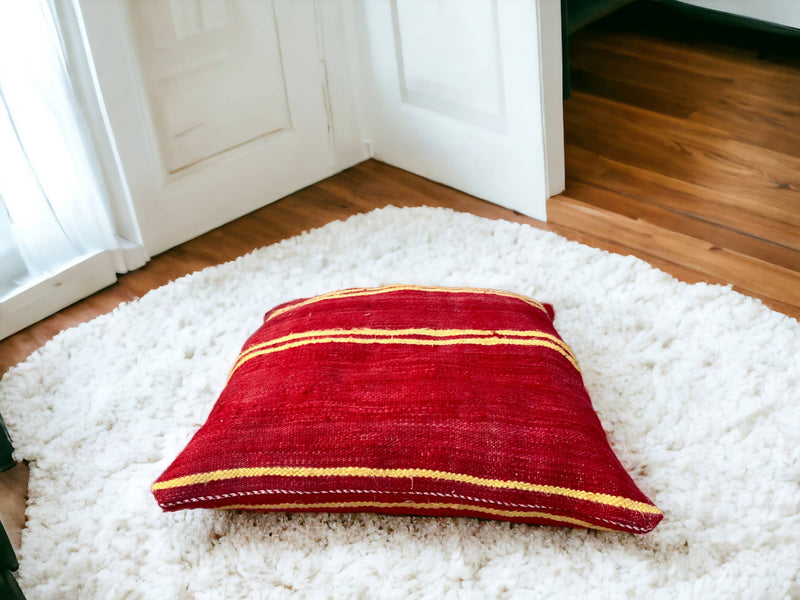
[152,285,663,533]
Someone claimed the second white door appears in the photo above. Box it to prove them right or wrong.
[358,0,564,221]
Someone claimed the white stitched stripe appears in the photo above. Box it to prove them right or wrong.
[157,488,651,533]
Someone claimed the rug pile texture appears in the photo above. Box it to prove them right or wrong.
[1,207,798,599]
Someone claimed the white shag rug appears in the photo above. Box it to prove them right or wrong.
[2,206,799,599]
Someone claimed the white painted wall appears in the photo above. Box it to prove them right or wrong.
[677,0,800,29]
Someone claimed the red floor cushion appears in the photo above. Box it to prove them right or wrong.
[152,285,663,534]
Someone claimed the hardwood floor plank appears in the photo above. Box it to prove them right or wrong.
[687,89,800,157]
[564,179,800,271]
[570,44,732,117]
[569,69,699,119]
[565,144,800,253]
[548,195,800,306]
[576,32,800,88]
[565,92,800,214]
[321,160,549,227]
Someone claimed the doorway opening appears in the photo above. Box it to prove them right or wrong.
[552,0,800,312]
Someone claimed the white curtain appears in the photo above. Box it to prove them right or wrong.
[0,0,123,296]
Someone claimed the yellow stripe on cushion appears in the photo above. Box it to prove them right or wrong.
[217,501,612,530]
[229,327,579,378]
[228,333,580,379]
[237,327,577,361]
[265,285,549,322]
[152,466,662,516]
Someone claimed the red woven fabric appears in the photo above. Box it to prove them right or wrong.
[152,285,662,533]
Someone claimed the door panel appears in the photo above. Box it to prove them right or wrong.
[130,0,291,173]
[360,0,563,220]
[393,0,505,131]
[80,0,337,256]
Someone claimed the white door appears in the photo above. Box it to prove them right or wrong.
[78,0,343,256]
[357,0,564,220]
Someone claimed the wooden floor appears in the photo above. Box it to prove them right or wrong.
[553,1,800,313]
[1,2,800,561]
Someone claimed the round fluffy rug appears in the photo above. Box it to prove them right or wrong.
[2,207,799,599]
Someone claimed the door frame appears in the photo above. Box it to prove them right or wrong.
[536,0,566,203]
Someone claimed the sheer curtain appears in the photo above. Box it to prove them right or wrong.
[0,0,125,299]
